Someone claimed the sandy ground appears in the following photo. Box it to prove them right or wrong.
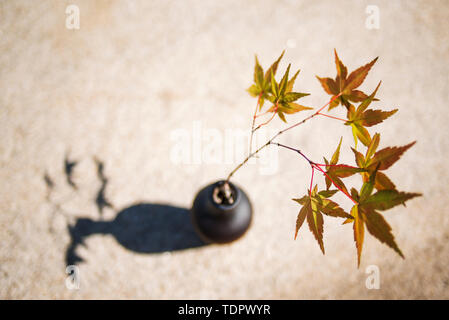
[1,0,448,299]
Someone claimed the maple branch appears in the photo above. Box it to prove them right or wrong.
[254,110,271,118]
[316,92,343,114]
[268,142,357,204]
[225,94,343,184]
[254,103,278,131]
[235,50,420,266]
[276,92,342,134]
[248,94,262,156]
[225,140,272,183]
[272,142,312,164]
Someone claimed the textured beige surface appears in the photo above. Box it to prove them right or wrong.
[1,0,448,299]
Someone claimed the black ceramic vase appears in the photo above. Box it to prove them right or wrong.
[191,180,252,244]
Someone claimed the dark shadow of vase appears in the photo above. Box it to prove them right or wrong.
[66,203,206,266]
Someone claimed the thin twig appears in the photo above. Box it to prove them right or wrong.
[254,103,278,131]
[225,93,342,183]
[248,94,262,156]
[254,110,271,118]
[272,142,312,164]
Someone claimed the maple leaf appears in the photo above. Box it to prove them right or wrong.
[347,168,421,267]
[367,142,416,171]
[292,186,352,254]
[344,83,397,147]
[351,205,364,267]
[357,109,398,127]
[351,135,391,190]
[247,51,285,110]
[267,64,312,122]
[316,49,378,110]
[365,132,380,160]
[351,134,416,190]
[362,189,421,211]
[373,171,396,191]
[347,116,372,148]
[323,138,366,194]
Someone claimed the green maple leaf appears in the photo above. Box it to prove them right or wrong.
[347,114,372,148]
[316,49,378,110]
[292,186,352,254]
[323,137,366,194]
[344,83,398,147]
[267,64,312,122]
[347,168,421,267]
[247,51,285,110]
[363,190,422,211]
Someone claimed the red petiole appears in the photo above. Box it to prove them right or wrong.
[315,163,359,169]
[255,103,278,130]
[317,113,347,122]
[313,164,357,204]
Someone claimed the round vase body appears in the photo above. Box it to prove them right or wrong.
[191,181,252,244]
